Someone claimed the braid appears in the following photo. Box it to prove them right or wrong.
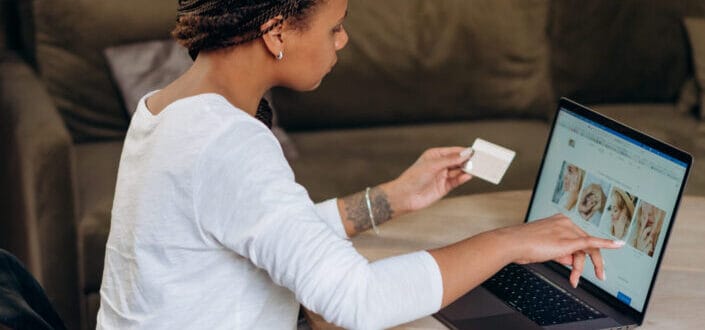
[172,0,321,60]
[255,98,274,129]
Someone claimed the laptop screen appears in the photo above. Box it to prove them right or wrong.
[526,101,690,314]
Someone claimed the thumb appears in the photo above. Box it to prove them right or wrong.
[434,149,472,171]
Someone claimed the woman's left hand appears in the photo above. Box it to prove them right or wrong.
[382,147,473,215]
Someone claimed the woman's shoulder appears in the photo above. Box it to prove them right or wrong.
[149,92,269,141]
[194,96,284,163]
[142,89,256,124]
[139,91,281,164]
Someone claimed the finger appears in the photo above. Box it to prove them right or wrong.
[551,213,570,221]
[448,167,471,179]
[448,173,473,190]
[572,236,626,251]
[448,168,465,178]
[561,217,590,238]
[435,147,469,157]
[562,217,608,249]
[423,147,468,161]
[566,221,620,249]
[554,254,573,266]
[434,151,472,171]
[587,247,606,281]
[570,251,586,288]
[459,147,474,159]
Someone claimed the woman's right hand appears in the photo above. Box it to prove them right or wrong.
[430,213,625,307]
[499,214,625,288]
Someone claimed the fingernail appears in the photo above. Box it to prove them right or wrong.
[460,148,473,158]
[614,240,626,247]
[602,270,606,281]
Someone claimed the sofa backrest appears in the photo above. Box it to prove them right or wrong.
[273,0,555,131]
[16,0,705,139]
[274,0,705,131]
[549,0,705,104]
[31,0,176,142]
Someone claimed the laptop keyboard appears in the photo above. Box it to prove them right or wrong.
[482,263,606,326]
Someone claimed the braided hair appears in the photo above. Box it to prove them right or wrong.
[172,0,321,60]
[172,1,323,129]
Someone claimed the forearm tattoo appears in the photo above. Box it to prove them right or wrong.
[342,186,394,233]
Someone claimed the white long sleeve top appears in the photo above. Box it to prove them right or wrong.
[97,92,443,329]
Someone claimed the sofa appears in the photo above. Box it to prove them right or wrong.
[1,1,704,329]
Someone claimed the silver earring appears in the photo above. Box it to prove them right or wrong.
[276,51,284,61]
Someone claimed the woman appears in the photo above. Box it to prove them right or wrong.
[609,189,635,239]
[97,1,624,328]
[630,202,664,257]
[558,163,584,211]
[578,183,606,225]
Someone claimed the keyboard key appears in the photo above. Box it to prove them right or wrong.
[482,264,606,326]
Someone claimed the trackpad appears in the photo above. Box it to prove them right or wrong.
[438,287,514,320]
[452,313,542,330]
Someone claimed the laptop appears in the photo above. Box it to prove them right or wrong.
[435,98,692,329]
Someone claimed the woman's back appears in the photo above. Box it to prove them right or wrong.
[98,92,299,329]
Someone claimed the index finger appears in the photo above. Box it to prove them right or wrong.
[571,236,626,251]
[567,221,625,250]
[433,147,470,157]
[430,146,471,159]
[587,247,606,281]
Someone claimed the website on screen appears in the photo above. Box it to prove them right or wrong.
[527,108,687,312]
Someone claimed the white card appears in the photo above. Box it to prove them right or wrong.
[462,138,516,185]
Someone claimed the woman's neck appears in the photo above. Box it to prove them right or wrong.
[154,44,275,117]
[204,48,275,114]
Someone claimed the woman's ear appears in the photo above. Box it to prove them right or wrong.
[261,15,285,59]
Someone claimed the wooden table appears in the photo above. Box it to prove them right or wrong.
[307,190,705,329]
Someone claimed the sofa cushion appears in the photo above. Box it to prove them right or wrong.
[590,104,699,151]
[684,17,705,119]
[74,142,122,294]
[288,120,550,202]
[103,39,299,160]
[273,0,554,130]
[32,0,176,142]
[80,198,112,296]
[675,78,700,115]
[104,39,192,116]
[550,0,705,104]
[589,103,705,196]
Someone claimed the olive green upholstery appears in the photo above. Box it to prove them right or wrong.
[1,1,704,329]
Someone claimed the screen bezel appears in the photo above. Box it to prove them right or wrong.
[523,97,693,324]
